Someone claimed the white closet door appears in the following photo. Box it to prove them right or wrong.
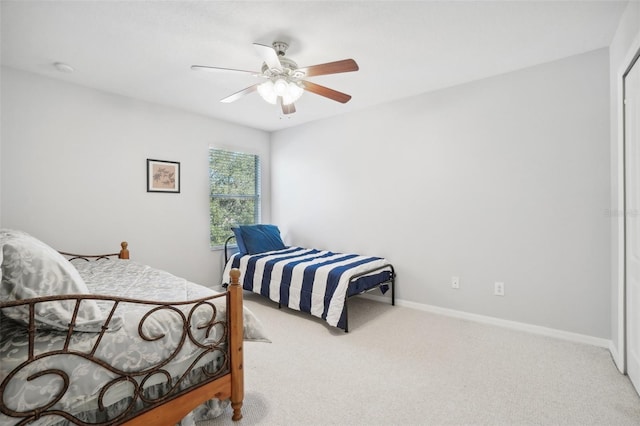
[626,56,640,395]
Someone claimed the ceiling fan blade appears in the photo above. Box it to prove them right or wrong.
[220,84,259,103]
[298,59,359,77]
[253,43,282,72]
[301,81,352,104]
[191,65,260,76]
[279,98,296,115]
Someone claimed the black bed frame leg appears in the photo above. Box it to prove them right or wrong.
[344,301,349,333]
[390,265,396,306]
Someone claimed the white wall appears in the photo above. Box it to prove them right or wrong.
[609,0,640,369]
[0,67,270,287]
[271,49,611,339]
[0,47,614,340]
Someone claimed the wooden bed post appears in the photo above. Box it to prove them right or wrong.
[121,268,245,426]
[228,268,244,421]
[119,241,130,259]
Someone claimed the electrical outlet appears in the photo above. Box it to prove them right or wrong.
[494,281,505,296]
[451,276,460,289]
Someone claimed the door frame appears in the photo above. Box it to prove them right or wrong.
[616,34,640,374]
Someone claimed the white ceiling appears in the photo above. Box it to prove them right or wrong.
[0,0,628,132]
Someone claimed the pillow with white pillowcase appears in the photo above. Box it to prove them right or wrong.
[0,229,111,332]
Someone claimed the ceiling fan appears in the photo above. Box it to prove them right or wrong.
[191,41,359,115]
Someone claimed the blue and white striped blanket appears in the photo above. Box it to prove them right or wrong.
[222,247,393,329]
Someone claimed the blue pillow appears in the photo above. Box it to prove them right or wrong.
[240,224,286,255]
[231,227,248,256]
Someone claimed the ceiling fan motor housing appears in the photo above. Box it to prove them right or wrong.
[262,57,300,77]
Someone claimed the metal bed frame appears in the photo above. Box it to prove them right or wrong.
[223,235,395,332]
[0,243,245,425]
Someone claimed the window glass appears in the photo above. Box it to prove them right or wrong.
[209,149,261,247]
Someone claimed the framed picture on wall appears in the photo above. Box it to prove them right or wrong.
[147,159,180,193]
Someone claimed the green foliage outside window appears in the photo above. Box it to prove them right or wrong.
[209,149,260,246]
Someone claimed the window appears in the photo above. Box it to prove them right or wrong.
[209,148,261,247]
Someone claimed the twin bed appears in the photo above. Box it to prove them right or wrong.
[1,225,394,425]
[222,224,395,332]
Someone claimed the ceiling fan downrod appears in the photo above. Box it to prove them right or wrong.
[272,41,289,57]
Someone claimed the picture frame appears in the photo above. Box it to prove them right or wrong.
[147,159,180,193]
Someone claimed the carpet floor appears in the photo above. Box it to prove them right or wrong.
[199,292,640,426]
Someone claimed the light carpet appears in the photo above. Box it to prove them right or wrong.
[199,293,640,426]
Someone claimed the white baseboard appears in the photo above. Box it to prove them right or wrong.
[360,293,611,349]
[609,341,625,373]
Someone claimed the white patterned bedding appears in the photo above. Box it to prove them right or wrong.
[0,259,268,426]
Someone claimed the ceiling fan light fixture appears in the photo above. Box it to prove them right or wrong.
[257,80,277,104]
[273,78,289,96]
[257,78,303,106]
[284,81,304,104]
